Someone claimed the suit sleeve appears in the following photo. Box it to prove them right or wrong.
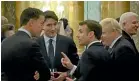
[81,51,97,81]
[29,42,51,81]
[68,39,79,65]
[73,62,81,79]
[74,51,97,81]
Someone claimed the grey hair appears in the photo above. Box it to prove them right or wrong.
[119,12,138,28]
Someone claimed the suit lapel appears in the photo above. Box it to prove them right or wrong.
[109,37,123,59]
[55,35,62,67]
[40,36,50,67]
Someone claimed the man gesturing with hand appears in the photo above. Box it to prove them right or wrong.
[60,20,111,81]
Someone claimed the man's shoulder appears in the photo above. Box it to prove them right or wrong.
[86,44,110,58]
[58,34,71,40]
[116,37,133,49]
[36,36,43,41]
[6,34,37,47]
[57,34,74,43]
[113,38,136,56]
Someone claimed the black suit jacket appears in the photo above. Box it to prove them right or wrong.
[108,36,139,80]
[36,34,79,72]
[73,42,111,81]
[1,31,51,81]
[122,30,139,55]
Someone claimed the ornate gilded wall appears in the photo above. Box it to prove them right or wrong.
[101,1,130,19]
[130,1,139,51]
[84,1,101,21]
[1,1,16,26]
[1,1,138,52]
[1,1,84,54]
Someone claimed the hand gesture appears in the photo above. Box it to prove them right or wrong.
[66,77,73,81]
[61,52,73,69]
[34,71,39,81]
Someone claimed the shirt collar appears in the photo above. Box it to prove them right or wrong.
[126,31,133,38]
[43,34,57,43]
[18,27,32,38]
[86,40,101,49]
[109,35,122,48]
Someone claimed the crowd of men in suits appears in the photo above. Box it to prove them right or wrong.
[1,7,139,81]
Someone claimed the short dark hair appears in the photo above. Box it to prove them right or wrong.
[43,10,58,22]
[79,20,102,40]
[116,17,120,22]
[20,7,44,26]
[60,18,68,29]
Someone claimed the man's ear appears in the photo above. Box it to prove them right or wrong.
[122,21,126,27]
[88,31,94,38]
[28,19,34,27]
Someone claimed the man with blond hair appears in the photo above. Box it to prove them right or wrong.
[119,12,139,54]
[100,18,138,80]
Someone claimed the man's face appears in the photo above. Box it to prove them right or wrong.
[124,15,139,35]
[56,21,62,33]
[101,26,115,46]
[32,15,45,37]
[76,25,90,46]
[43,18,57,38]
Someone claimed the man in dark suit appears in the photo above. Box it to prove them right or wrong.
[100,18,139,80]
[36,10,79,77]
[119,12,139,55]
[61,20,111,81]
[1,7,51,81]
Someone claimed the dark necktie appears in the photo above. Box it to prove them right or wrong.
[108,48,115,59]
[48,39,54,70]
[108,48,112,53]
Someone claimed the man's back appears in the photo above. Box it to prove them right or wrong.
[109,37,139,80]
[75,42,111,81]
[1,31,50,81]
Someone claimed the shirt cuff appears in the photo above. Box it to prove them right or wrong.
[70,65,77,75]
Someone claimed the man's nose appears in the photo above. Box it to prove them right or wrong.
[51,25,56,30]
[100,36,103,40]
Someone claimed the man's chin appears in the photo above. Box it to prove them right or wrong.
[49,35,56,38]
[79,43,85,46]
[33,33,41,38]
[131,32,137,35]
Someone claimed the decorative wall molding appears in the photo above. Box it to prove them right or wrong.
[84,1,101,21]
[2,1,16,25]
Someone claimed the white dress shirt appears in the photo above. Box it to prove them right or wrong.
[18,27,32,38]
